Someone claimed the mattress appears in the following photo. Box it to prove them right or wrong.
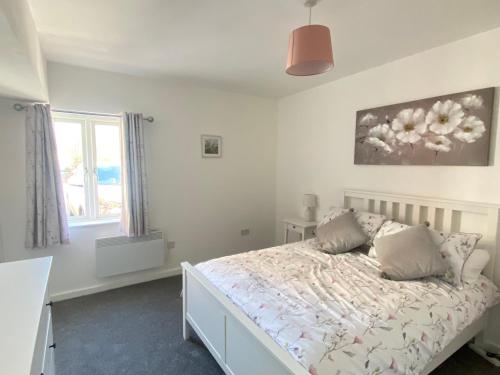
[196,240,499,375]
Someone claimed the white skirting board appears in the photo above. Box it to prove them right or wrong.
[50,266,181,302]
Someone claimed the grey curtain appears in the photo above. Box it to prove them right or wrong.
[121,113,150,237]
[25,104,69,248]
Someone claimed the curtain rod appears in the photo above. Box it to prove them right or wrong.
[12,103,154,123]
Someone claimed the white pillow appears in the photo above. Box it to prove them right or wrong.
[370,220,482,287]
[462,249,490,284]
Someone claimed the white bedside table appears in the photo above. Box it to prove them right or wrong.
[283,218,317,244]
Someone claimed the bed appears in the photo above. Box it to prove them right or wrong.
[181,190,500,375]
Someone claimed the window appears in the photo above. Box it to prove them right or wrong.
[52,112,123,224]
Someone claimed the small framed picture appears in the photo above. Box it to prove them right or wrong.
[201,135,222,158]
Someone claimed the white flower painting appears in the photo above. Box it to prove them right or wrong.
[359,113,378,126]
[424,135,452,153]
[354,87,494,165]
[453,116,486,143]
[461,94,483,111]
[391,108,427,144]
[426,100,464,135]
[366,124,395,153]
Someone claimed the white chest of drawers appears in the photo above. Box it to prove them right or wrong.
[0,257,55,375]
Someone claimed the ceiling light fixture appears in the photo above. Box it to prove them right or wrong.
[286,0,334,76]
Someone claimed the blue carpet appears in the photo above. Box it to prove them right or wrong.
[53,276,223,375]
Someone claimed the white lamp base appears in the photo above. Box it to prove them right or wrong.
[303,207,314,222]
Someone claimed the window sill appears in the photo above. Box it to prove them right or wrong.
[69,218,120,228]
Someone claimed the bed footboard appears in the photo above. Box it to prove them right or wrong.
[421,313,488,374]
[181,262,308,375]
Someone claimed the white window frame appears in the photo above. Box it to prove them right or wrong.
[52,112,123,226]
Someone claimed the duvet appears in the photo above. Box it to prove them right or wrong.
[196,240,499,375]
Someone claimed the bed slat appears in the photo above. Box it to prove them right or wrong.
[485,207,500,284]
[399,203,407,223]
[412,205,421,225]
[386,201,394,218]
[427,207,436,228]
[363,198,370,212]
[443,209,453,233]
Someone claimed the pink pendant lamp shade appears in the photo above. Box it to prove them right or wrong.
[286,25,333,76]
[286,1,334,76]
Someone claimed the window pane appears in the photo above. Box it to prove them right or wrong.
[95,123,122,217]
[53,120,86,218]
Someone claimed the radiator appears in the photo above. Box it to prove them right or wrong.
[95,231,165,277]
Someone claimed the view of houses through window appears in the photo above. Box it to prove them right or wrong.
[52,112,123,223]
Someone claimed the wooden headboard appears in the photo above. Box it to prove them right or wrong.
[343,189,500,286]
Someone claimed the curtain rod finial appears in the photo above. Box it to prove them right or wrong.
[13,103,26,111]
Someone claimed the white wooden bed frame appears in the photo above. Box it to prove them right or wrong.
[181,189,500,375]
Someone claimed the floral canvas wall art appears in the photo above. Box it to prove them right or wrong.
[354,87,494,165]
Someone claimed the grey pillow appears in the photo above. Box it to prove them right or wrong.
[316,211,368,254]
[374,224,447,281]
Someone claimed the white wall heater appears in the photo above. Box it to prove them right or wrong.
[95,231,165,278]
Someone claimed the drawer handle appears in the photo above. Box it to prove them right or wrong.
[292,225,296,229]
[46,301,53,307]
[49,343,56,349]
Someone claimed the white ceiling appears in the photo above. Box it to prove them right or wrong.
[28,0,500,98]
[0,0,47,101]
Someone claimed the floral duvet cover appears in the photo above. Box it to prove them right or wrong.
[196,240,499,375]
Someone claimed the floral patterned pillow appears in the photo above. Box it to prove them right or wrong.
[429,230,482,287]
[354,211,388,243]
[319,207,386,245]
[368,220,409,257]
[318,207,349,226]
[369,220,482,287]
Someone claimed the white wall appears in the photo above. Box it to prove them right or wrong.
[276,27,500,346]
[0,62,276,299]
[0,0,48,100]
[0,220,4,262]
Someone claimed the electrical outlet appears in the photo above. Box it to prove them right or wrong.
[241,229,250,236]
[167,241,176,250]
